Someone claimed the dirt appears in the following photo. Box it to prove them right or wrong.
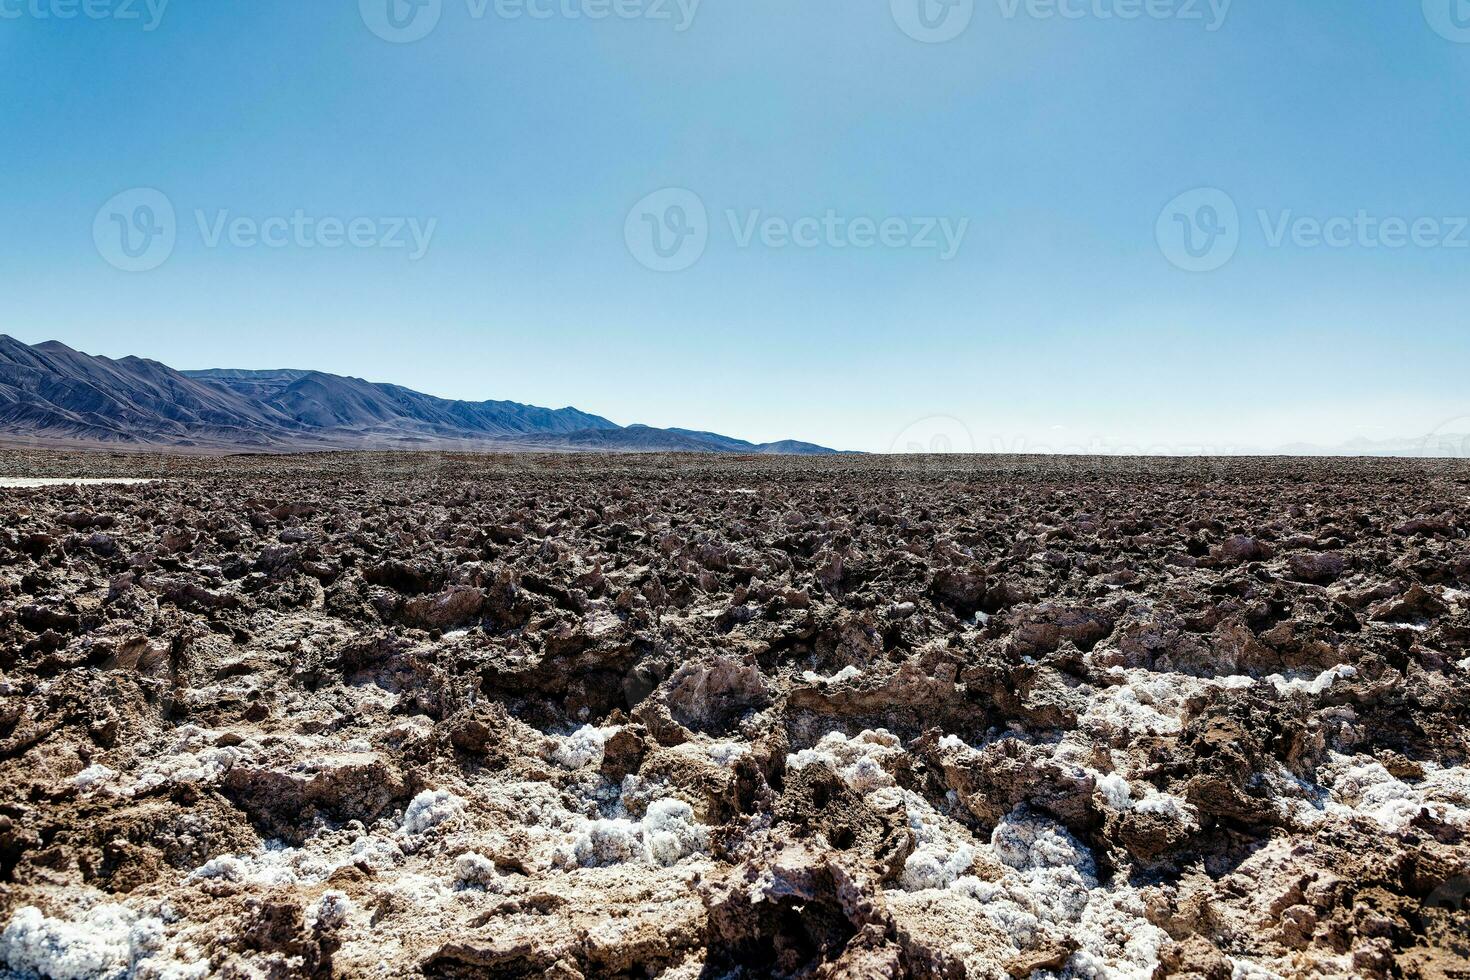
[0,450,1468,979]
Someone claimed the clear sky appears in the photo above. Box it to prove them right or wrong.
[2,0,1468,453]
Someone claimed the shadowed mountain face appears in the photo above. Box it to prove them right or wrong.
[186,369,619,437]
[0,337,839,454]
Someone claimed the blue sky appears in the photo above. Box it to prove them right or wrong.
[2,0,1467,452]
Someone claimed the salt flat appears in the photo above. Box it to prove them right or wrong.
[0,478,156,487]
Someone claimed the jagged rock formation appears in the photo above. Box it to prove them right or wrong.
[0,451,1467,978]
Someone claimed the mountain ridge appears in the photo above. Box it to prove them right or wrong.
[0,336,842,455]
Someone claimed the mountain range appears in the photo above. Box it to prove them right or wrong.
[0,336,839,455]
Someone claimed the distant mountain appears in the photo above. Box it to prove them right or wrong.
[665,428,843,456]
[0,336,841,455]
[185,368,618,438]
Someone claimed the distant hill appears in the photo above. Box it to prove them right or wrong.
[184,368,618,438]
[0,336,842,455]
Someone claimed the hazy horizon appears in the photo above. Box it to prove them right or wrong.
[3,2,1468,453]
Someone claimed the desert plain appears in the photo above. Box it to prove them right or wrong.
[0,450,1468,979]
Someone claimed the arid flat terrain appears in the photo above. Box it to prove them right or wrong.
[1,451,1468,979]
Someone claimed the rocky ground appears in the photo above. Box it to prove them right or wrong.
[1,450,1469,979]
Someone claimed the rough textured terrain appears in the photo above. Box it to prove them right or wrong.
[1,450,1469,979]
